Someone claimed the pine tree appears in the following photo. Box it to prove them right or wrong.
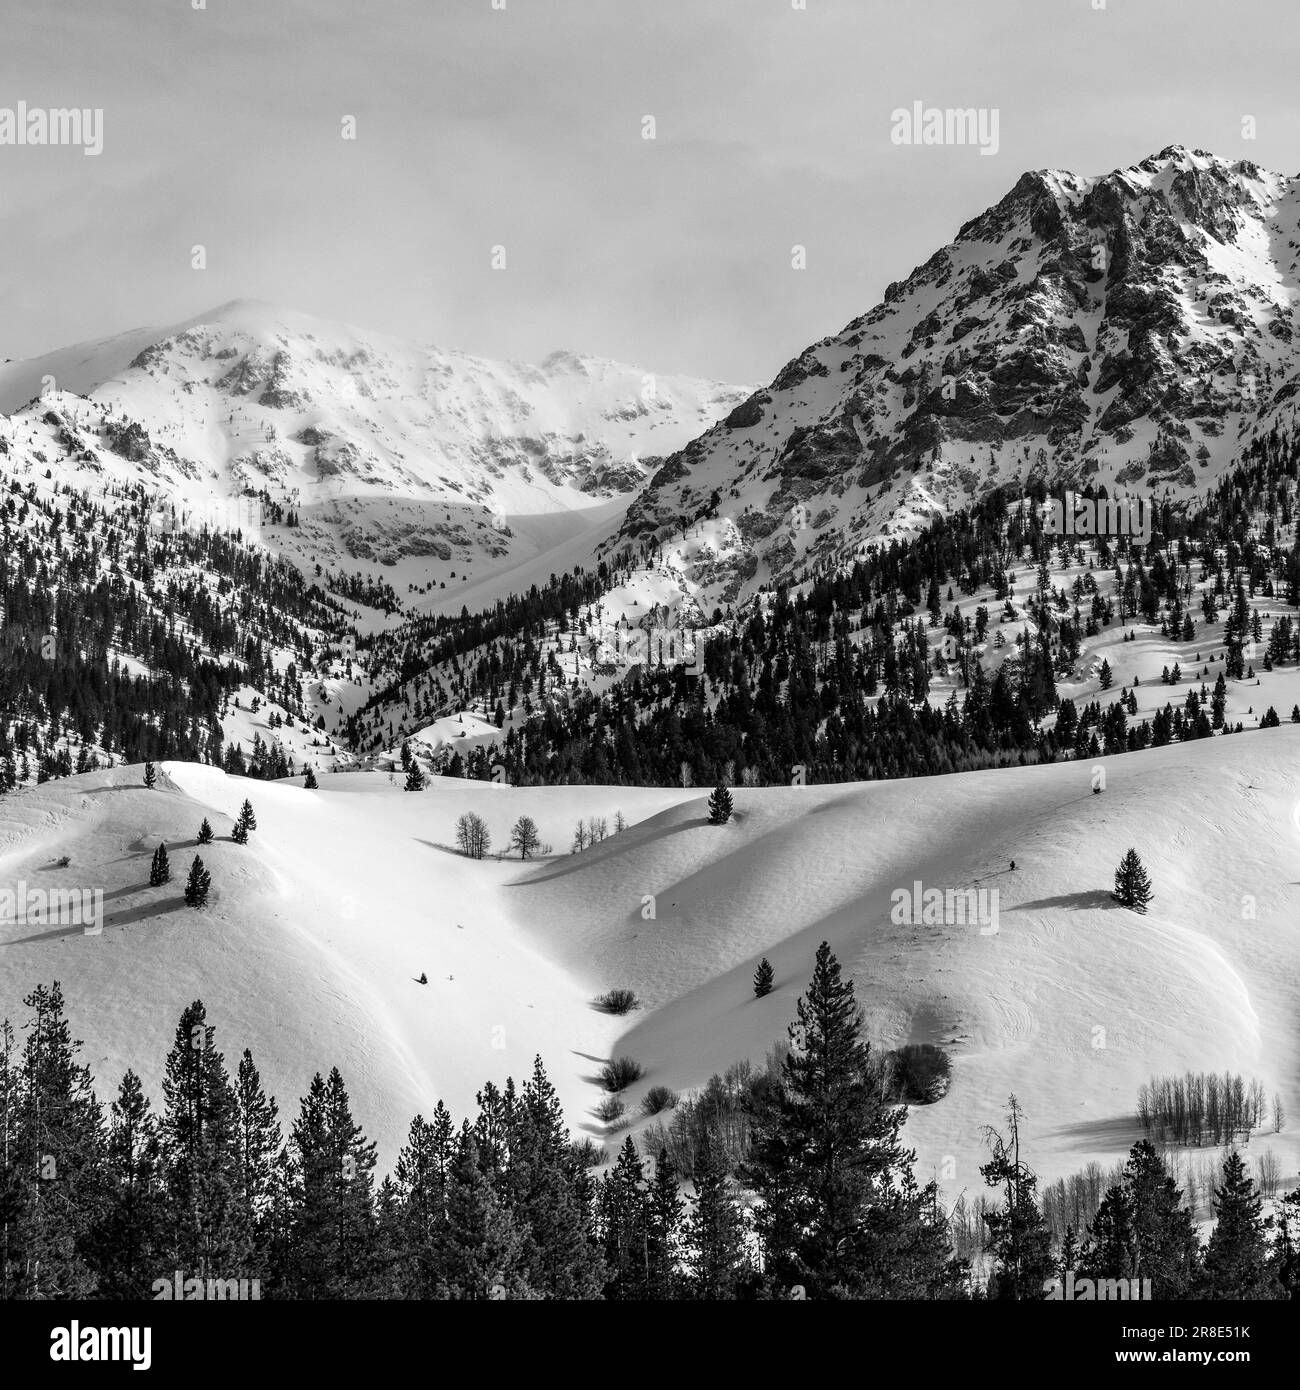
[8,983,106,1297]
[98,1069,166,1297]
[286,1068,378,1297]
[685,1135,749,1298]
[498,1057,606,1298]
[143,761,156,789]
[598,1136,650,1299]
[740,942,951,1298]
[753,957,774,998]
[392,1104,457,1297]
[979,1095,1054,1299]
[233,1050,281,1274]
[1198,1150,1283,1299]
[1078,1140,1199,1298]
[235,799,257,838]
[159,1001,249,1280]
[303,764,318,789]
[196,817,214,845]
[435,1125,531,1299]
[1112,847,1153,912]
[404,763,426,792]
[183,856,212,908]
[707,783,733,825]
[645,1148,684,1299]
[148,842,170,887]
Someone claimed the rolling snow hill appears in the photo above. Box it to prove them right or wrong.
[1,728,1296,1205]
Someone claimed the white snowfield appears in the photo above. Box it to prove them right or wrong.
[0,730,1296,1203]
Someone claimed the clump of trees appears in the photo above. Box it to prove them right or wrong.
[454,811,490,858]
[1137,1072,1268,1147]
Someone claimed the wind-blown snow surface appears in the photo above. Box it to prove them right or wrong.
[1,732,1297,1200]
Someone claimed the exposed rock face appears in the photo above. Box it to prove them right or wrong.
[618,147,1300,600]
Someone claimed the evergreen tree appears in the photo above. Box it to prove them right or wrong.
[753,957,774,998]
[235,800,257,838]
[286,1068,378,1297]
[148,842,170,887]
[979,1095,1054,1299]
[8,983,106,1297]
[645,1147,684,1299]
[143,761,156,789]
[184,856,212,908]
[1198,1150,1283,1299]
[435,1126,531,1299]
[740,942,956,1297]
[707,783,733,825]
[160,1001,249,1279]
[598,1136,649,1300]
[684,1134,749,1299]
[498,1057,605,1298]
[1112,848,1153,912]
[97,1069,166,1297]
[196,817,214,845]
[404,763,426,792]
[233,1050,281,1274]
[392,1104,457,1297]
[303,764,318,789]
[1078,1141,1200,1298]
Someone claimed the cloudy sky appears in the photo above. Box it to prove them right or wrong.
[3,0,1299,383]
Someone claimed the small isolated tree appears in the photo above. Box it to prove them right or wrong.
[184,856,212,908]
[149,843,170,887]
[510,815,540,859]
[404,763,426,791]
[753,958,774,998]
[231,819,248,846]
[707,783,733,825]
[1113,848,1153,913]
[143,761,157,789]
[455,811,490,859]
[303,764,318,789]
[236,799,257,836]
[196,817,214,845]
[1098,659,1113,691]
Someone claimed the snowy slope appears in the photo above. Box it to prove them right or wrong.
[1,730,1297,1202]
[616,146,1300,605]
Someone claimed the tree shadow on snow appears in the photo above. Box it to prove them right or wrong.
[1045,1114,1144,1153]
[1003,890,1120,914]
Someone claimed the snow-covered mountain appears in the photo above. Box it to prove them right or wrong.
[619,146,1300,602]
[0,299,750,589]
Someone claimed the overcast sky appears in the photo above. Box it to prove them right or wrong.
[3,0,1299,384]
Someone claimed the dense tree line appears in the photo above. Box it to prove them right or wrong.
[3,956,1295,1301]
[352,427,1300,787]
